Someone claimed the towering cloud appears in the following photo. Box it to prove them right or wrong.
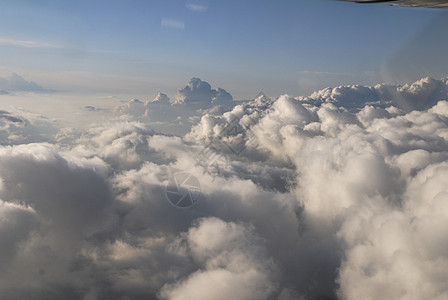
[152,92,171,105]
[175,78,233,105]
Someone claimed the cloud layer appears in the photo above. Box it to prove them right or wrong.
[0,73,47,93]
[299,77,448,112]
[0,77,448,299]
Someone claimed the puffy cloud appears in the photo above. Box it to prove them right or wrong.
[159,218,278,300]
[175,78,233,106]
[184,78,448,299]
[114,94,173,120]
[185,92,277,161]
[73,121,159,170]
[152,92,171,105]
[0,201,37,272]
[0,76,447,299]
[299,77,448,112]
[0,143,113,299]
[0,109,58,145]
[112,81,235,137]
[114,99,150,118]
[213,88,233,105]
[337,161,448,300]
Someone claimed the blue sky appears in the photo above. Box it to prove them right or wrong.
[0,0,446,99]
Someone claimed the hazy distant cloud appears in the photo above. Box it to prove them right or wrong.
[114,98,150,118]
[0,73,47,93]
[0,37,61,49]
[175,78,233,105]
[298,70,349,76]
[114,94,171,119]
[161,18,185,30]
[299,77,448,112]
[151,92,171,104]
[186,3,208,12]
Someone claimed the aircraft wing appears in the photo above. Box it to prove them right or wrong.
[343,0,448,8]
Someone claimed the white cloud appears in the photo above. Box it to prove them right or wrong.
[113,94,171,119]
[0,73,47,93]
[161,18,185,30]
[175,78,233,106]
[186,3,208,12]
[0,109,58,145]
[0,37,62,49]
[159,218,278,300]
[183,77,448,298]
[112,80,233,132]
[0,76,447,299]
[114,98,149,118]
[152,92,171,104]
[299,77,448,112]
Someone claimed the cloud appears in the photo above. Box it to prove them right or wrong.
[114,98,150,118]
[159,217,278,300]
[184,77,448,298]
[152,92,171,104]
[0,76,447,299]
[73,121,158,170]
[0,200,37,272]
[0,109,58,145]
[186,3,208,12]
[299,77,448,112]
[112,80,234,134]
[298,70,349,76]
[0,37,61,49]
[0,73,48,93]
[113,94,173,122]
[175,78,233,106]
[161,18,185,30]
[0,143,113,299]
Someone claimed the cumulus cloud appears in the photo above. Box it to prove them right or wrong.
[114,94,172,118]
[0,109,58,144]
[175,78,233,106]
[159,217,278,300]
[152,92,171,105]
[114,99,150,118]
[0,76,448,299]
[299,77,448,112]
[110,78,235,135]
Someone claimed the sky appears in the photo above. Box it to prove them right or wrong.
[0,0,447,100]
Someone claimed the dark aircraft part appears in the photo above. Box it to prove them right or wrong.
[343,0,448,8]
